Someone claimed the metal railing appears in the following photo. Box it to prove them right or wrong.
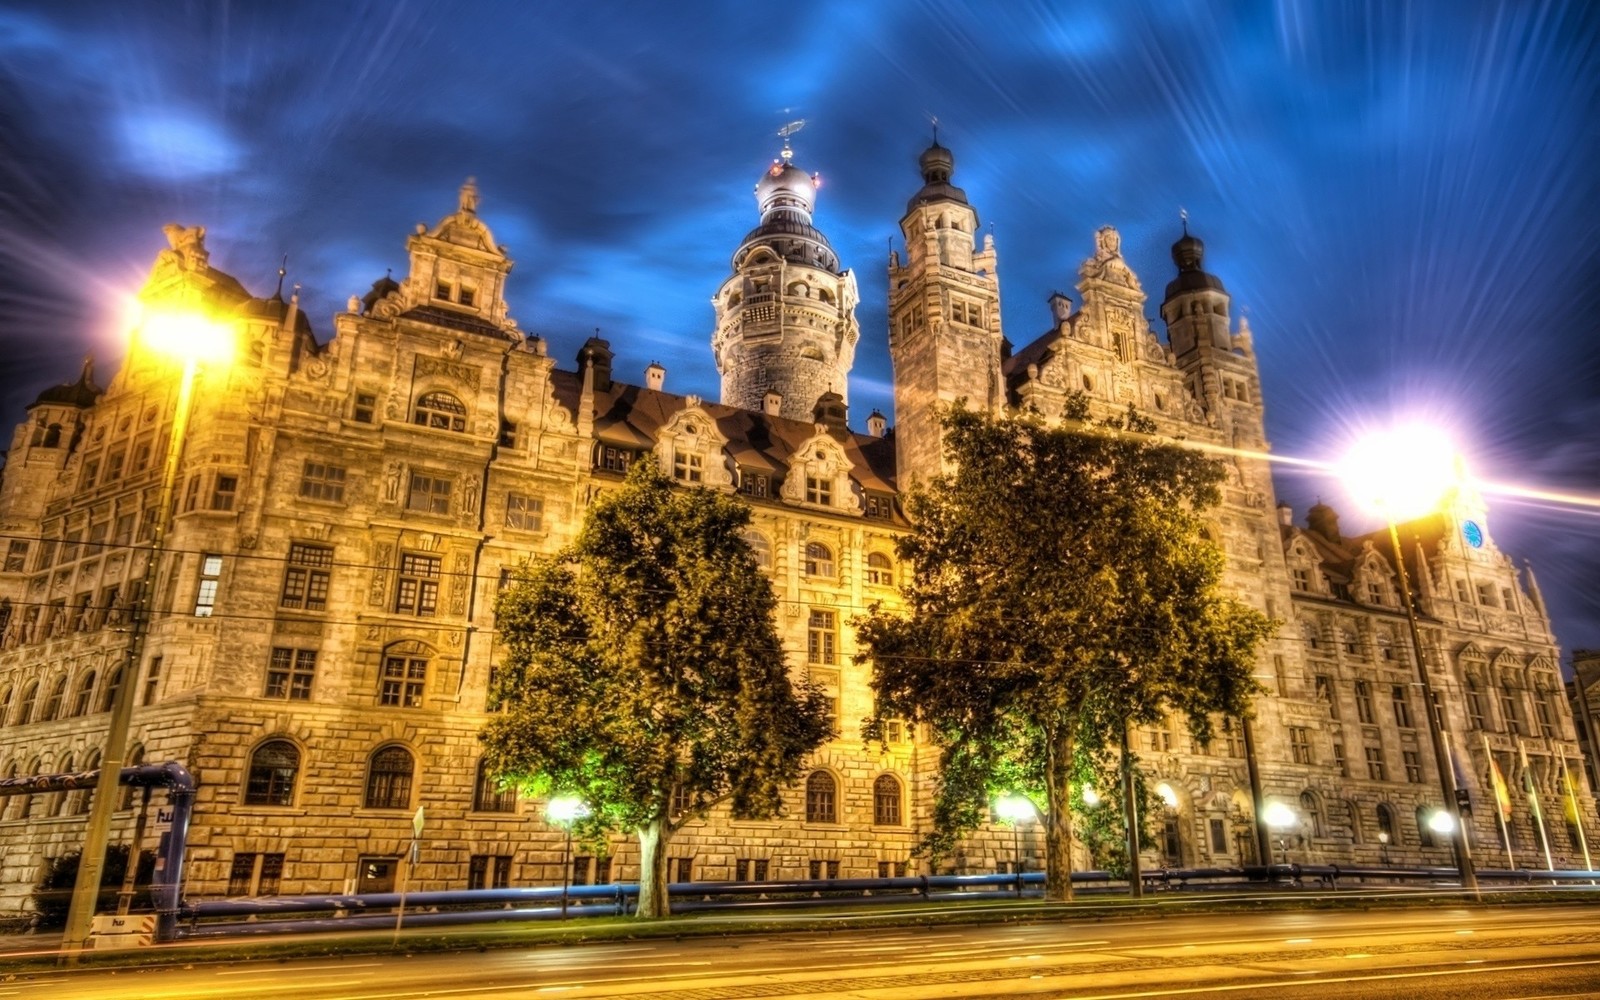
[174,864,1600,940]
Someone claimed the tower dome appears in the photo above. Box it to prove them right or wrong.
[735,154,838,272]
[1164,222,1226,297]
[906,140,970,212]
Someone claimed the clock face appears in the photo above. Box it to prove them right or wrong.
[1462,520,1484,549]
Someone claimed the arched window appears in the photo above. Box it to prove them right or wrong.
[70,671,96,718]
[803,542,834,578]
[0,761,15,819]
[1343,800,1363,844]
[15,683,38,725]
[864,552,893,586]
[873,774,902,826]
[1299,791,1325,838]
[1376,803,1397,845]
[413,391,466,432]
[473,758,516,812]
[1416,805,1437,848]
[17,758,42,818]
[244,740,301,806]
[41,675,66,722]
[743,531,772,570]
[0,686,11,726]
[805,770,837,824]
[365,745,415,810]
[100,667,124,713]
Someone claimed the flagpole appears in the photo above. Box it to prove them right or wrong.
[1484,733,1515,869]
[1519,738,1554,873]
[1561,754,1593,872]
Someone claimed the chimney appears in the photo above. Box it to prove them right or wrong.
[1048,291,1072,325]
[763,391,782,417]
[866,410,887,438]
[1276,502,1293,527]
[645,361,665,391]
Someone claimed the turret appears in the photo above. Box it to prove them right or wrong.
[711,143,859,421]
[888,137,1003,485]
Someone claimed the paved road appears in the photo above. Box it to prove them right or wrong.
[7,903,1600,999]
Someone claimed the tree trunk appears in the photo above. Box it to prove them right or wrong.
[1043,728,1076,901]
[634,817,672,918]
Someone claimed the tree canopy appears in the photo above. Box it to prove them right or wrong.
[855,399,1274,898]
[480,460,831,917]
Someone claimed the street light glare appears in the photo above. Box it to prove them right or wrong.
[1427,810,1457,834]
[1263,801,1298,829]
[993,793,1035,823]
[1338,424,1463,523]
[546,796,589,823]
[137,306,234,364]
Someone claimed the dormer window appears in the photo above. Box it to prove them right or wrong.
[739,471,769,498]
[599,446,632,472]
[458,285,476,307]
[435,281,452,301]
[414,391,466,432]
[864,494,893,520]
[806,477,832,506]
[673,452,703,483]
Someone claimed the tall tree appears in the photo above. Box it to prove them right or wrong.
[481,461,831,918]
[855,399,1274,900]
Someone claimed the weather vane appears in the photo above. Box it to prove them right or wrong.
[777,119,806,161]
[1180,206,1189,234]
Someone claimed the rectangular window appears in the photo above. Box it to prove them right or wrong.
[211,475,239,511]
[1535,696,1555,737]
[354,393,377,423]
[113,512,134,546]
[183,476,201,512]
[1313,675,1337,718]
[739,472,768,498]
[1403,750,1423,783]
[395,553,441,617]
[1454,579,1471,603]
[227,854,257,897]
[142,655,162,706]
[505,494,544,531]
[131,438,152,473]
[805,477,832,506]
[280,543,333,611]
[571,857,591,887]
[877,861,909,878]
[1477,583,1496,606]
[672,857,694,883]
[1332,742,1348,777]
[864,494,893,520]
[407,473,453,514]
[105,450,126,481]
[258,853,284,896]
[1500,688,1523,735]
[435,281,452,300]
[672,452,703,483]
[299,462,348,503]
[226,853,286,897]
[599,446,631,472]
[194,554,223,616]
[1365,746,1387,782]
[734,859,769,881]
[807,610,836,665]
[1367,581,1384,605]
[1467,685,1486,729]
[60,530,82,564]
[498,419,518,448]
[458,285,476,308]
[1210,818,1228,854]
[1502,587,1516,610]
[1289,727,1312,764]
[1391,685,1413,728]
[81,457,100,489]
[594,857,612,885]
[267,648,317,700]
[467,855,512,890]
[3,540,28,573]
[807,860,841,880]
[1290,568,1310,592]
[380,655,427,707]
[1355,680,1375,724]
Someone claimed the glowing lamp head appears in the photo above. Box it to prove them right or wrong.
[1155,783,1179,809]
[546,795,589,824]
[136,305,234,365]
[1338,424,1463,522]
[1263,800,1298,830]
[1426,810,1456,835]
[1081,785,1100,808]
[994,793,1035,824]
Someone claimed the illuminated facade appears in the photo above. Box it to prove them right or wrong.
[0,145,1590,919]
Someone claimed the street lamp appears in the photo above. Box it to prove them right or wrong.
[994,793,1036,895]
[1263,800,1298,869]
[61,304,232,955]
[547,796,589,918]
[1377,830,1391,866]
[1340,426,1479,893]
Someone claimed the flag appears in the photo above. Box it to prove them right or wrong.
[1489,752,1513,823]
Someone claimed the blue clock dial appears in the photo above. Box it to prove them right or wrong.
[1462,520,1484,549]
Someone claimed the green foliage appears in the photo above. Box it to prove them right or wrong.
[30,845,156,929]
[1069,743,1156,878]
[480,460,831,914]
[854,399,1274,894]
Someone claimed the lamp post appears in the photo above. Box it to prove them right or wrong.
[1378,830,1391,866]
[1340,427,1479,893]
[547,796,588,918]
[61,306,231,956]
[1263,800,1298,872]
[994,794,1035,895]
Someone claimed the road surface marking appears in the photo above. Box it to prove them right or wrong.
[217,963,383,975]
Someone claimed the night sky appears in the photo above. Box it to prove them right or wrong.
[2,2,1596,657]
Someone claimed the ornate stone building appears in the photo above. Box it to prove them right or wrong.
[0,143,1590,917]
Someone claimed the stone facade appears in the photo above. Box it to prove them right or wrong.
[0,146,1592,918]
